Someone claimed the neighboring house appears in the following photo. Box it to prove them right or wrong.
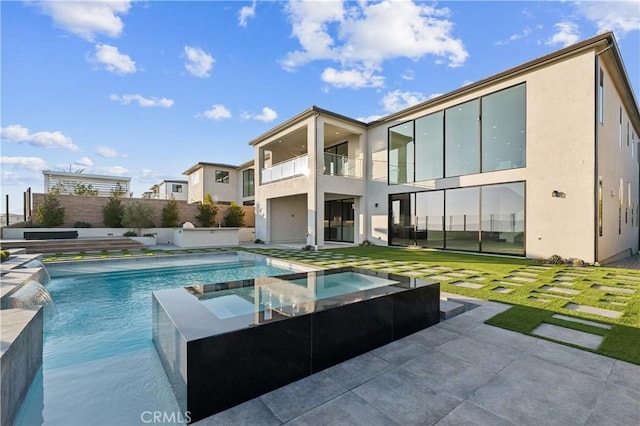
[183,162,254,205]
[43,170,130,197]
[146,180,188,201]
[250,32,640,264]
[238,160,255,206]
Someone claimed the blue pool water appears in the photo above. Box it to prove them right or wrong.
[15,253,296,426]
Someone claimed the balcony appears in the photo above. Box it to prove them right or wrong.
[323,153,363,178]
[261,154,309,184]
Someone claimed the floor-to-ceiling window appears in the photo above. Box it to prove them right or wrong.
[445,99,480,177]
[415,191,444,248]
[481,182,525,255]
[415,112,444,181]
[445,187,480,251]
[324,199,354,243]
[389,182,525,255]
[389,122,414,184]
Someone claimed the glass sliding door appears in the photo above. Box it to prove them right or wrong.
[415,191,444,248]
[445,187,480,251]
[480,182,525,255]
[389,193,413,246]
[324,199,354,243]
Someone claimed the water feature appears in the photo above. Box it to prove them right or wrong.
[18,259,51,284]
[7,280,54,310]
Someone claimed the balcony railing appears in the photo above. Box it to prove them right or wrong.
[261,154,309,184]
[323,153,363,178]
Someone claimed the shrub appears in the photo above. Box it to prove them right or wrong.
[34,194,65,227]
[224,202,245,227]
[254,238,264,244]
[572,258,585,267]
[1,249,10,262]
[103,193,124,228]
[359,239,373,246]
[123,230,137,237]
[161,198,180,227]
[74,221,92,228]
[122,200,155,236]
[548,254,565,265]
[196,193,218,227]
[301,245,314,251]
[143,233,155,238]
[74,183,99,196]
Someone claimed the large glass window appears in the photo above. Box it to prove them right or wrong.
[242,169,254,197]
[482,85,526,172]
[445,187,480,251]
[481,182,525,255]
[324,199,354,243]
[415,112,444,181]
[389,193,413,246]
[389,122,414,184]
[415,191,444,248]
[445,99,480,177]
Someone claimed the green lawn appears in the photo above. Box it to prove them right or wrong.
[243,245,640,364]
[43,244,640,364]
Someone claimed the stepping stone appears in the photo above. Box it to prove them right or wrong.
[432,266,452,271]
[528,296,551,303]
[403,271,424,277]
[610,274,640,282]
[552,280,574,286]
[529,265,554,270]
[540,285,580,295]
[469,276,487,281]
[416,268,439,274]
[495,281,522,287]
[532,324,603,350]
[591,285,634,294]
[513,271,538,277]
[554,276,576,281]
[440,299,466,320]
[560,272,589,277]
[451,281,485,289]
[506,275,536,283]
[564,303,622,319]
[457,269,480,274]
[430,275,454,281]
[379,268,398,272]
[443,272,467,278]
[492,286,513,294]
[602,301,626,306]
[552,314,612,329]
[531,292,571,300]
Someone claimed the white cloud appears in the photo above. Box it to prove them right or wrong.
[401,69,415,81]
[184,46,215,78]
[546,22,581,47]
[382,90,427,113]
[242,107,278,122]
[110,94,174,108]
[198,104,232,120]
[35,0,131,41]
[495,27,532,45]
[95,146,127,158]
[282,0,468,88]
[91,165,129,176]
[239,0,257,27]
[575,1,640,36]
[1,170,39,186]
[1,156,48,171]
[75,156,94,167]
[321,67,385,89]
[355,114,384,123]
[92,44,137,74]
[1,124,79,151]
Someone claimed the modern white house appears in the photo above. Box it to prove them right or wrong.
[250,32,640,264]
[145,180,188,201]
[183,161,255,206]
[42,170,131,197]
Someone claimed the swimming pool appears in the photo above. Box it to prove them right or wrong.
[14,252,304,426]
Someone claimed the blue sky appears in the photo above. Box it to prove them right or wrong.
[2,0,639,214]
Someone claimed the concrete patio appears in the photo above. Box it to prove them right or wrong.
[196,298,640,426]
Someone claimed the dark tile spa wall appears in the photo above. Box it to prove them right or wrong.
[153,269,439,423]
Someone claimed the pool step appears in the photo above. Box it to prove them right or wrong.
[440,299,466,320]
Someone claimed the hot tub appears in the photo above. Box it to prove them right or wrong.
[152,267,439,423]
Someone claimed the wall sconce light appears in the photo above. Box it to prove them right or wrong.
[374,203,379,208]
[551,190,566,198]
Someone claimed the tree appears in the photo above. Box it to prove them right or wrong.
[103,191,124,228]
[224,202,245,227]
[122,200,155,236]
[196,193,218,227]
[161,197,180,227]
[35,194,65,227]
